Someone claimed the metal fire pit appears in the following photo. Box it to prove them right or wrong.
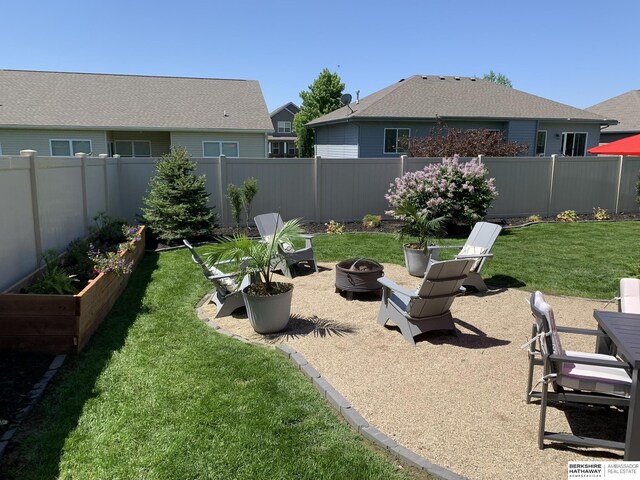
[335,258,384,300]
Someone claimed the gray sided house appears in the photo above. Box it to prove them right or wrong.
[587,90,640,143]
[268,102,299,157]
[0,70,273,158]
[307,75,616,158]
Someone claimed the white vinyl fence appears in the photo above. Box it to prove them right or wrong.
[2,150,639,291]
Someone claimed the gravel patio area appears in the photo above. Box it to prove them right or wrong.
[202,262,627,480]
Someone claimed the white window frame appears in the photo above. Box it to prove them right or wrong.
[383,128,411,154]
[113,140,152,157]
[277,121,292,133]
[49,139,93,157]
[202,141,240,158]
[536,130,547,156]
[561,132,588,157]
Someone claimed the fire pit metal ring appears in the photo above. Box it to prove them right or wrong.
[335,258,384,300]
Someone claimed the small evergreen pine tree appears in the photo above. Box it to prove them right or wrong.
[141,146,218,243]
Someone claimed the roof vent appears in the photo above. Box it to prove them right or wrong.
[470,78,476,81]
[399,78,405,82]
[455,77,461,80]
[422,75,428,79]
[439,76,445,80]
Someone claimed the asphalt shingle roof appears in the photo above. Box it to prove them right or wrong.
[587,90,640,133]
[0,70,273,131]
[307,75,614,126]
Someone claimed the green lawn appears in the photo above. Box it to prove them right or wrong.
[4,221,639,479]
[2,251,422,480]
[313,221,640,299]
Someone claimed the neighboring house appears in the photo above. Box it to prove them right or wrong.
[306,75,617,158]
[268,102,299,157]
[587,90,640,144]
[0,70,273,158]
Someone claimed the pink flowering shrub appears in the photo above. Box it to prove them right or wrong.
[385,155,498,227]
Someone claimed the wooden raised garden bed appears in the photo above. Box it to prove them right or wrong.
[0,227,146,354]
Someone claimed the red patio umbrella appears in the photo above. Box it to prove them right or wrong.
[588,133,640,155]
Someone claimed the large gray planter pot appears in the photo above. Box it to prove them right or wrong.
[403,244,430,277]
[242,283,293,334]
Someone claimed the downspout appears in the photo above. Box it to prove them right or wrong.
[264,132,268,157]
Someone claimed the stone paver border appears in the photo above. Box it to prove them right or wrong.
[196,297,467,480]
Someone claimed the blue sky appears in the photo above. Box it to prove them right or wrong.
[3,0,638,113]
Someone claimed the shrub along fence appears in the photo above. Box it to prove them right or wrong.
[1,150,639,291]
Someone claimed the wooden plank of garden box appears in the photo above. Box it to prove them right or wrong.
[0,294,76,316]
[0,335,76,354]
[77,275,126,344]
[0,315,76,336]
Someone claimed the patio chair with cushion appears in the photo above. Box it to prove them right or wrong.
[183,239,251,318]
[376,258,475,346]
[528,290,631,451]
[254,213,318,278]
[427,221,502,292]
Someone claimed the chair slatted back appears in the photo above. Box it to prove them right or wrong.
[408,259,475,318]
[462,222,502,272]
[255,213,283,238]
[530,291,564,376]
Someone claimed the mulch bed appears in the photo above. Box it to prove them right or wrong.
[0,352,54,437]
[211,212,640,238]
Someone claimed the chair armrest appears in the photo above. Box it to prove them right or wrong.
[427,244,463,252]
[455,253,493,260]
[207,271,243,281]
[377,277,418,298]
[556,326,608,337]
[550,353,631,370]
[301,234,314,249]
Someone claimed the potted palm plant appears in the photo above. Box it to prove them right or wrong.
[203,218,304,333]
[395,201,446,277]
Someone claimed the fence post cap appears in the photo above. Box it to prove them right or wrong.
[75,152,88,158]
[20,149,37,157]
[98,154,108,159]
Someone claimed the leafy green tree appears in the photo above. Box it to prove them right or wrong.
[141,146,218,244]
[227,183,244,229]
[242,177,259,227]
[293,68,345,157]
[482,70,513,88]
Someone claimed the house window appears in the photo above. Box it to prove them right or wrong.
[114,141,151,157]
[536,130,547,156]
[50,139,92,156]
[277,121,291,133]
[561,132,587,156]
[288,146,296,156]
[271,143,280,155]
[384,128,410,154]
[203,141,239,157]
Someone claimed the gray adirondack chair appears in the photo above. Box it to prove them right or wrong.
[528,291,631,452]
[427,221,502,292]
[254,213,318,278]
[376,258,475,346]
[183,239,251,318]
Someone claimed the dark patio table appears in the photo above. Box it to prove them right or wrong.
[593,310,640,460]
